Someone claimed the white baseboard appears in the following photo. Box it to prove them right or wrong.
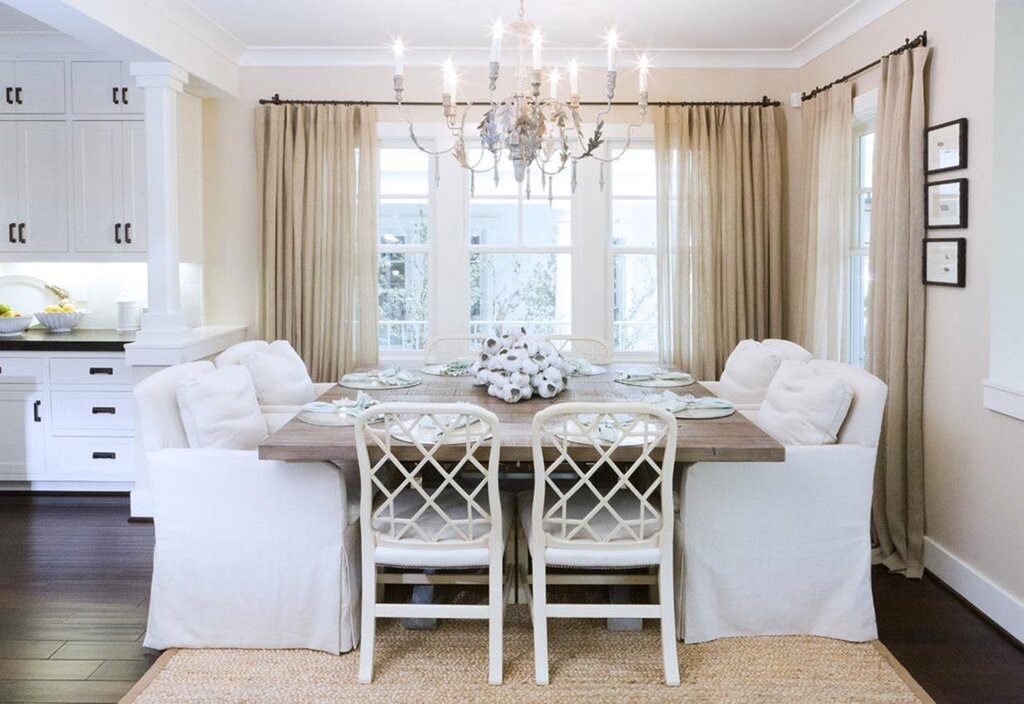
[924,536,1024,645]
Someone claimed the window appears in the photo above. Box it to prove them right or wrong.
[378,148,430,350]
[848,122,874,367]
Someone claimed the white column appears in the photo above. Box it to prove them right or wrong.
[129,61,190,342]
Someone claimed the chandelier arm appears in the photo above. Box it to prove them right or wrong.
[395,99,457,156]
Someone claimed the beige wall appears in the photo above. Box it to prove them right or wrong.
[797,0,1024,608]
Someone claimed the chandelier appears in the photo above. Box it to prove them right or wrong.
[390,0,649,197]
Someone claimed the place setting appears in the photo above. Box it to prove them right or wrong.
[615,367,696,388]
[296,390,382,426]
[340,367,422,390]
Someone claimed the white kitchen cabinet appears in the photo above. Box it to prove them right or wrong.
[0,122,69,254]
[0,389,46,481]
[0,61,65,114]
[72,121,146,253]
[71,61,140,115]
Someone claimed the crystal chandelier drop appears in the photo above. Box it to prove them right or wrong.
[390,0,649,197]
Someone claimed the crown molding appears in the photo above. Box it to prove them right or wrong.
[789,0,907,66]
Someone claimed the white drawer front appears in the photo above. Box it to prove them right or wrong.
[50,357,130,386]
[0,357,44,384]
[52,437,135,479]
[50,391,134,432]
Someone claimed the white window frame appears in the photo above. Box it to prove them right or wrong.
[848,90,877,367]
[376,121,657,363]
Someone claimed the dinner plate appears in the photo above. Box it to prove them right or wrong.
[421,363,472,377]
[569,364,608,377]
[671,407,736,420]
[340,375,423,390]
[388,416,491,445]
[297,411,355,427]
[551,416,662,447]
[615,375,695,389]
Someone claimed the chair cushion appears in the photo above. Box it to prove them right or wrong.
[175,366,268,450]
[757,361,854,446]
[762,339,814,363]
[717,340,784,404]
[518,491,663,568]
[214,340,269,368]
[372,490,513,569]
[242,340,316,406]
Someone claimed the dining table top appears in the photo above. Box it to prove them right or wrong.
[258,362,785,465]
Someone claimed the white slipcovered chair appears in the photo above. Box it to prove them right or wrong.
[423,334,488,364]
[543,335,613,364]
[701,338,814,407]
[135,361,361,654]
[675,360,887,643]
[213,339,334,412]
[520,403,680,686]
[354,403,513,685]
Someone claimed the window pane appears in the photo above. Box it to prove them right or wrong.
[612,199,656,247]
[613,254,658,351]
[380,200,428,245]
[467,151,519,197]
[469,253,570,335]
[857,191,872,248]
[522,199,570,246]
[859,133,874,189]
[611,148,656,197]
[847,254,870,367]
[378,252,428,350]
[469,200,518,245]
[380,148,430,196]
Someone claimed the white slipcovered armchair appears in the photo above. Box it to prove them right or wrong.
[676,360,887,643]
[135,361,361,654]
[700,338,814,407]
[214,340,334,413]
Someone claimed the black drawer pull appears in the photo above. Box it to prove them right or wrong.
[14,87,22,105]
[124,222,132,244]
[112,86,120,105]
[114,222,122,244]
[92,452,116,460]
[33,400,41,423]
[7,223,14,244]
[17,223,25,244]
[89,367,114,375]
[92,406,116,415]
[4,87,11,105]
[121,87,128,104]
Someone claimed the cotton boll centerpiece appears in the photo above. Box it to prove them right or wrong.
[470,328,571,403]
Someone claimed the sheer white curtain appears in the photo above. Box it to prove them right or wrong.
[798,83,853,360]
[255,104,380,381]
[655,105,785,380]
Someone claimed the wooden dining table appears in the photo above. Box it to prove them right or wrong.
[258,363,784,465]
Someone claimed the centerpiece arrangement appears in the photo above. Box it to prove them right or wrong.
[470,328,571,403]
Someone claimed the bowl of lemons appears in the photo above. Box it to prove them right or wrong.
[35,300,86,334]
[0,304,33,337]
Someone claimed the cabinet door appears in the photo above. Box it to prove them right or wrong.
[0,62,14,115]
[14,61,65,114]
[72,121,124,253]
[0,123,17,253]
[122,122,146,251]
[17,122,70,253]
[0,390,46,480]
[71,61,123,115]
[119,64,142,115]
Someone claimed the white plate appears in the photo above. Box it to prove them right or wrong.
[551,417,663,447]
[672,407,735,420]
[340,375,422,390]
[297,411,355,427]
[421,363,472,377]
[570,364,607,377]
[388,417,491,445]
[616,375,695,389]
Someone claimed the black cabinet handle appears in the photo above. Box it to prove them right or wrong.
[14,87,22,105]
[121,87,128,104]
[33,400,41,423]
[92,452,116,460]
[17,223,25,244]
[89,367,114,375]
[114,222,122,244]
[7,223,14,244]
[112,86,120,105]
[124,222,132,244]
[92,407,117,415]
[4,87,11,105]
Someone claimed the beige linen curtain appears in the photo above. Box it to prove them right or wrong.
[655,105,785,380]
[868,47,931,579]
[255,104,379,382]
[799,83,853,360]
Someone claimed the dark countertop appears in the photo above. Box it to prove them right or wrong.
[0,328,136,352]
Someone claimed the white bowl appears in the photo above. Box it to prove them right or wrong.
[35,310,85,334]
[0,315,33,337]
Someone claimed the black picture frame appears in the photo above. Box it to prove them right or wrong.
[926,118,968,174]
[923,237,966,287]
[926,178,968,229]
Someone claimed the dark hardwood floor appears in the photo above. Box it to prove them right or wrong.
[1,494,1022,703]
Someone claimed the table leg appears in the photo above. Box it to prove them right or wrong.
[403,572,437,630]
[606,585,642,631]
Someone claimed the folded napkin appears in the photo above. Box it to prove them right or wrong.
[334,391,381,418]
[567,358,593,376]
[440,359,472,376]
[301,401,339,414]
[576,413,636,444]
[377,367,417,385]
[643,391,734,414]
[619,368,694,383]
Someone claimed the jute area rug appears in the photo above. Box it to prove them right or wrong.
[122,603,930,703]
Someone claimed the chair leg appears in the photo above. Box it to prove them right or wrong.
[658,565,681,687]
[488,560,503,685]
[358,562,377,684]
[532,559,549,685]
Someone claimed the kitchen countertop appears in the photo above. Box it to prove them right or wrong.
[0,328,136,352]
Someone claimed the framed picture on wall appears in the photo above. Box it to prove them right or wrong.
[926,178,968,229]
[926,118,968,174]
[923,237,966,287]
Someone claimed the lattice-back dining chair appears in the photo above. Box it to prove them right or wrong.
[543,335,613,364]
[354,402,512,685]
[423,334,489,364]
[519,402,680,686]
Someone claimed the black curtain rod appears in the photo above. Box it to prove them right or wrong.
[258,93,781,108]
[801,31,927,103]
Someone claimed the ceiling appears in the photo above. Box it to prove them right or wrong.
[188,0,878,51]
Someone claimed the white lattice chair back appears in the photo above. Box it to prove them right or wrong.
[543,335,613,364]
[354,402,503,555]
[530,402,678,555]
[423,334,489,364]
